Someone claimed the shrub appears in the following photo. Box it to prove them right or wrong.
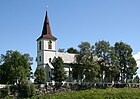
[18,80,36,98]
[30,83,36,96]
[0,84,10,98]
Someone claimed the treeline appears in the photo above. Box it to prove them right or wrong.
[0,50,33,84]
[0,40,138,85]
[0,50,35,98]
[67,40,138,83]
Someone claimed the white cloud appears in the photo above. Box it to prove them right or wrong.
[133,52,140,76]
[133,52,140,67]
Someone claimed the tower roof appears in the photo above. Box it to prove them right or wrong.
[37,11,57,41]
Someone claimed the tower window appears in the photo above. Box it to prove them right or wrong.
[39,56,41,62]
[48,40,52,49]
[39,41,41,50]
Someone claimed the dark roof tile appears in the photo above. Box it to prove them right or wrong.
[37,11,57,41]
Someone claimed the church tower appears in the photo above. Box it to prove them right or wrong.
[37,10,57,69]
[36,10,75,82]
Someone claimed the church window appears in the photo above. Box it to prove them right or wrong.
[39,56,41,62]
[39,41,41,50]
[48,40,52,49]
[49,71,51,77]
[49,58,52,63]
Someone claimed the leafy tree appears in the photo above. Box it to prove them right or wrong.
[52,57,67,82]
[24,54,33,80]
[114,41,137,82]
[67,47,79,54]
[73,42,99,82]
[84,62,99,82]
[94,40,111,82]
[0,50,33,84]
[77,42,92,64]
[71,63,84,82]
[133,75,139,83]
[73,42,91,82]
[58,48,65,53]
[71,41,137,83]
[102,46,120,82]
[0,84,10,98]
[18,80,36,98]
[126,57,137,82]
[34,67,46,84]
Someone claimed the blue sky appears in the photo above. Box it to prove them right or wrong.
[0,0,140,74]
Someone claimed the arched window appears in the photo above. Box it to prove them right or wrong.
[39,41,41,50]
[48,40,52,49]
[39,56,41,62]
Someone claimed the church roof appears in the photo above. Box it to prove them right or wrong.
[56,52,76,64]
[37,11,57,41]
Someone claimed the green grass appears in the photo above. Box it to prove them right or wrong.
[31,88,140,99]
[3,88,140,99]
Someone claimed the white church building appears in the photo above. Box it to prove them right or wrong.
[36,11,76,82]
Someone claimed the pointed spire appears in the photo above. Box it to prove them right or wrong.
[37,10,57,41]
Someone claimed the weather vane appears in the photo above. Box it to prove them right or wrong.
[46,6,48,9]
[46,0,48,10]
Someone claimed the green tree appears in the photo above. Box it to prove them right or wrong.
[126,57,137,82]
[67,47,79,54]
[71,63,84,82]
[34,67,46,84]
[58,48,65,53]
[73,42,99,82]
[18,80,36,98]
[105,46,120,82]
[0,50,33,84]
[52,57,67,82]
[94,40,111,82]
[84,62,99,82]
[133,75,139,83]
[114,41,137,82]
[24,54,33,80]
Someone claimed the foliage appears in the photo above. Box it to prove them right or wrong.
[67,47,79,54]
[114,41,137,83]
[0,50,33,84]
[18,80,36,98]
[34,67,46,84]
[71,63,84,82]
[30,83,36,97]
[58,48,65,53]
[8,88,140,99]
[72,42,99,82]
[72,40,137,83]
[94,40,112,82]
[0,85,10,98]
[133,75,139,83]
[52,57,67,82]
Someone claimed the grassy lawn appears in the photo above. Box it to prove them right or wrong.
[29,88,140,99]
[4,88,140,99]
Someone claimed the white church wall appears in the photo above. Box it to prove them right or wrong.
[64,67,72,77]
[44,51,56,64]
